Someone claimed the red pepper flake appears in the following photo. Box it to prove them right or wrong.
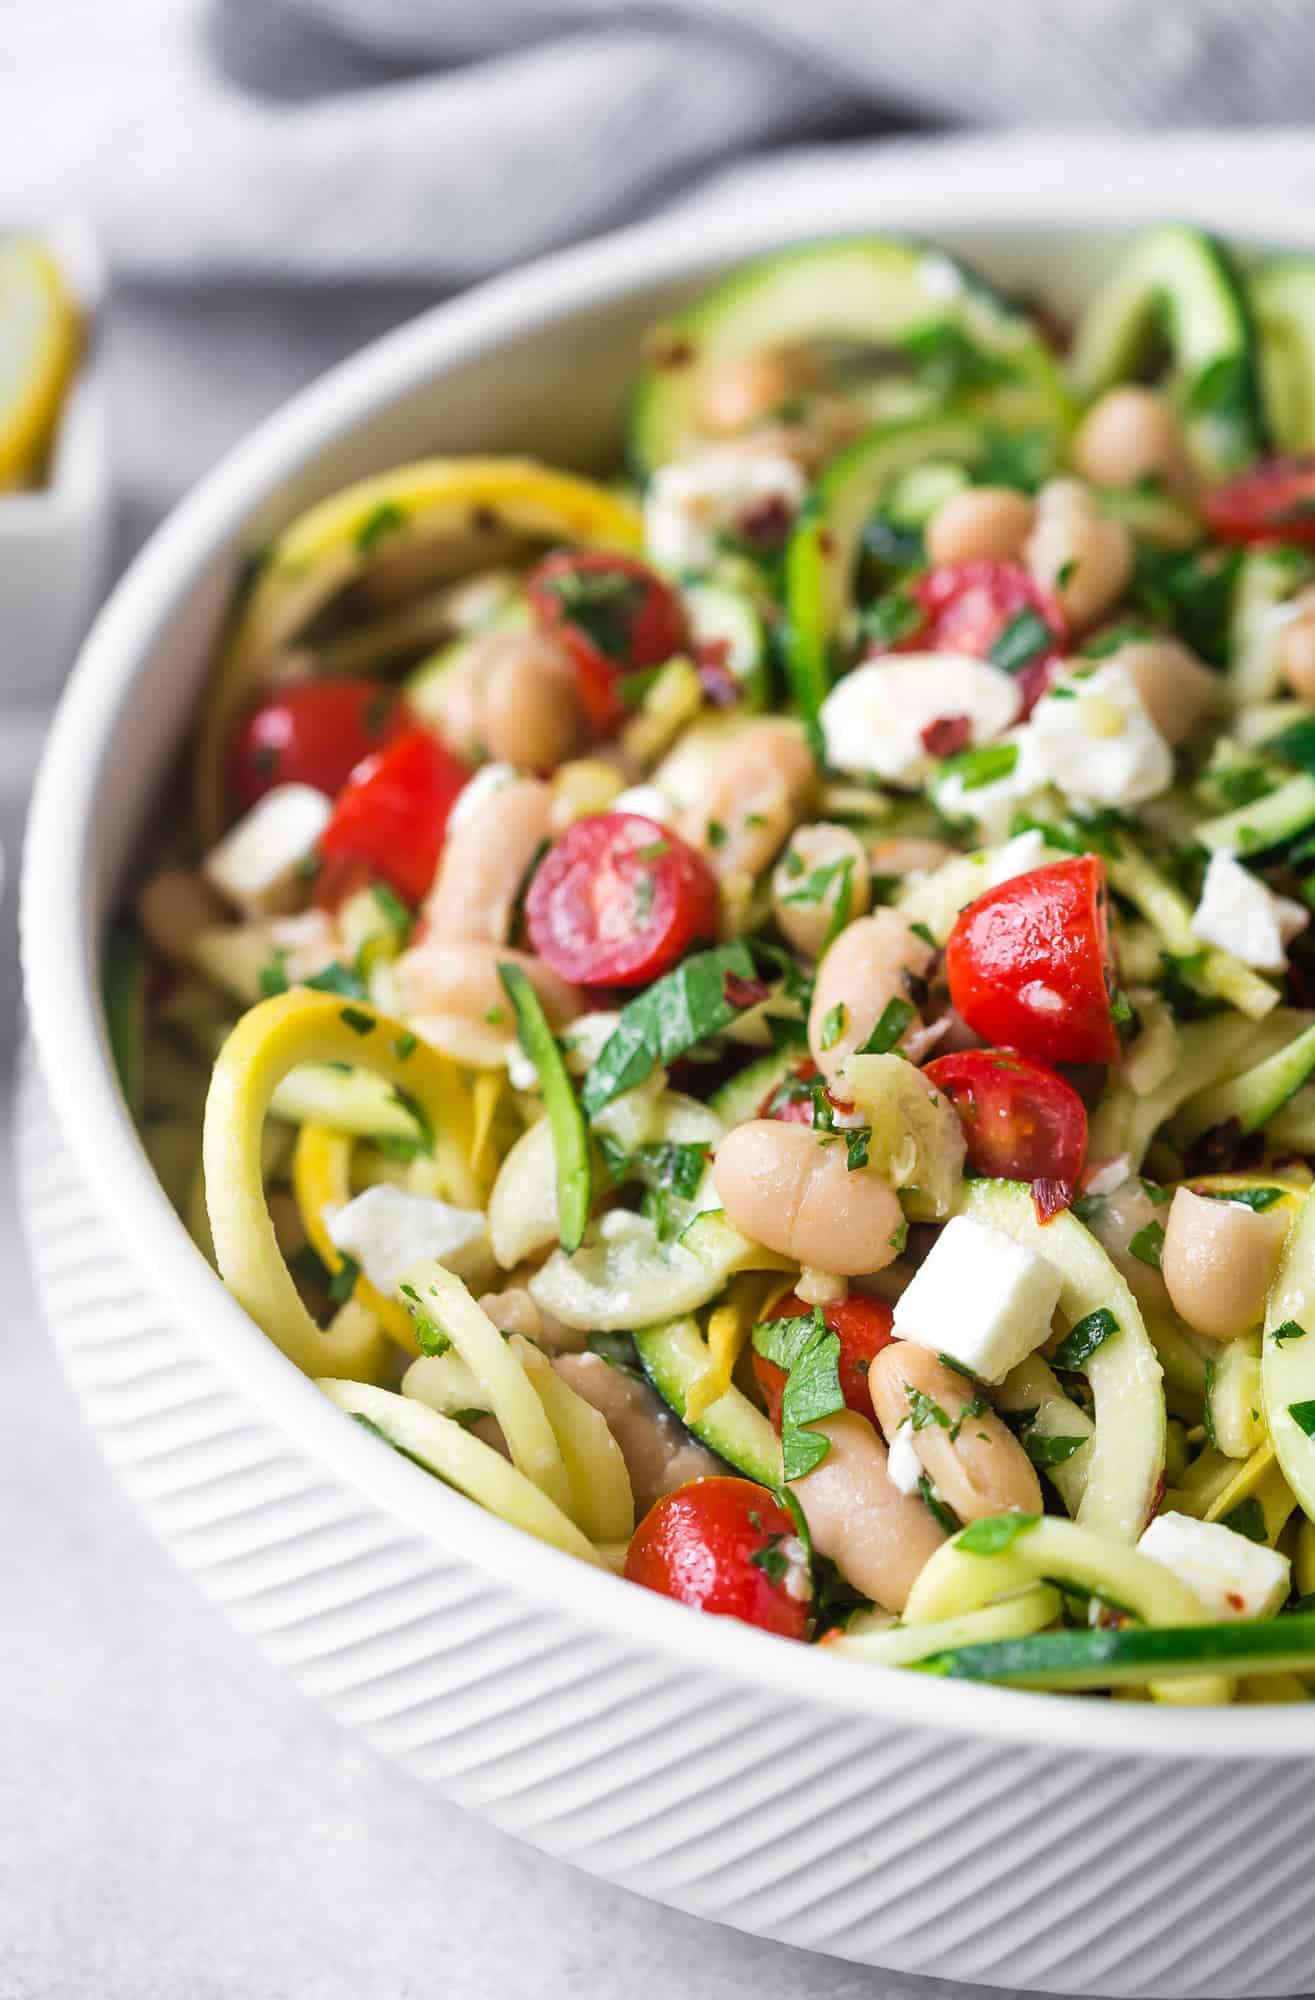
[920,714,972,759]
[1226,1592,1245,1612]
[723,972,771,1010]
[696,638,742,708]
[1032,1177,1074,1224]
[1146,1475,1166,1525]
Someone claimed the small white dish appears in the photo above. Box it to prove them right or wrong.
[0,215,110,702]
[18,184,1315,1998]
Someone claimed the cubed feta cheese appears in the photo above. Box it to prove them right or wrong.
[1191,849,1308,972]
[986,827,1053,888]
[643,447,806,576]
[202,783,331,917]
[819,654,1021,790]
[448,761,521,831]
[1137,1510,1291,1621]
[611,783,675,825]
[931,727,1047,845]
[885,1419,922,1496]
[892,1214,1063,1383]
[326,1185,493,1297]
[1030,661,1173,810]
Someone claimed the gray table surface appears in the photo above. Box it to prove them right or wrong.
[0,738,1017,2000]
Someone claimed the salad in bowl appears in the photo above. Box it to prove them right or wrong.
[109,225,1315,1704]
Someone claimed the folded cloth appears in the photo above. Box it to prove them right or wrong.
[7,0,1315,545]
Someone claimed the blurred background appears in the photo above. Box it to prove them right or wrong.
[5,4,1315,1994]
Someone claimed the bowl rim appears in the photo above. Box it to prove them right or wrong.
[24,180,1315,1762]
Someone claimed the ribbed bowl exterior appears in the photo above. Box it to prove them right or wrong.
[19,1045,1315,2000]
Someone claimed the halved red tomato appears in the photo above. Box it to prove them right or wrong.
[1203,457,1315,548]
[944,855,1119,1066]
[923,1049,1088,1184]
[526,551,687,735]
[752,1290,894,1431]
[882,559,1067,713]
[227,678,407,812]
[624,1477,810,1639]
[524,811,718,987]
[315,726,469,908]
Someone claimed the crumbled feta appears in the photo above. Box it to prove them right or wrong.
[892,1214,1063,1383]
[931,727,1047,845]
[202,784,331,917]
[448,761,521,831]
[1191,849,1308,972]
[820,654,1021,790]
[1138,1511,1291,1622]
[643,447,806,575]
[1081,1154,1133,1200]
[326,1185,492,1297]
[918,253,965,303]
[1030,661,1173,810]
[558,1010,624,1074]
[885,1419,922,1496]
[506,1045,540,1092]
[986,827,1052,888]
[611,783,675,825]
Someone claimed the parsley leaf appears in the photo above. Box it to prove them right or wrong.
[306,961,369,1001]
[955,1513,1040,1555]
[918,1474,961,1536]
[1128,1222,1165,1270]
[581,942,762,1114]
[751,1308,845,1480]
[1220,1497,1267,1544]
[989,606,1053,677]
[856,996,915,1055]
[1274,1319,1307,1345]
[1288,1400,1315,1437]
[327,1255,361,1306]
[1024,1432,1089,1468]
[819,1002,847,1051]
[1052,1307,1120,1371]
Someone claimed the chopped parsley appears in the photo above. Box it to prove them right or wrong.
[856,996,915,1055]
[1288,1400,1315,1438]
[327,1255,361,1306]
[819,1002,847,1051]
[339,1006,376,1037]
[1274,1319,1308,1345]
[1199,1186,1286,1212]
[392,1031,418,1061]
[941,741,1019,793]
[306,961,369,1001]
[580,941,763,1114]
[1052,1307,1120,1371]
[989,606,1053,678]
[917,1474,960,1536]
[1220,1497,1267,1545]
[355,498,408,553]
[1024,1432,1089,1468]
[955,1512,1040,1555]
[751,1307,845,1480]
[1127,1222,1165,1270]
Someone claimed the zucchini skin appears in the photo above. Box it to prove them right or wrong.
[627,234,1071,480]
[920,1612,1315,1689]
[633,1316,782,1485]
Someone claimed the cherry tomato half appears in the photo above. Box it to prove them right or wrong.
[227,678,407,812]
[1203,456,1315,549]
[526,551,687,735]
[751,1290,895,1431]
[884,559,1067,714]
[944,855,1119,1066]
[316,726,469,908]
[524,812,718,987]
[923,1049,1088,1184]
[624,1476,810,1640]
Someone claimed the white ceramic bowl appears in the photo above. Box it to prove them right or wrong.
[20,185,1315,2000]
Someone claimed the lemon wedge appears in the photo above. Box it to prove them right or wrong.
[0,238,80,491]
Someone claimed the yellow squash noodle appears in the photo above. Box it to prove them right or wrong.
[903,1517,1208,1629]
[203,988,477,1379]
[319,1379,604,1567]
[195,458,643,843]
[291,1124,419,1353]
